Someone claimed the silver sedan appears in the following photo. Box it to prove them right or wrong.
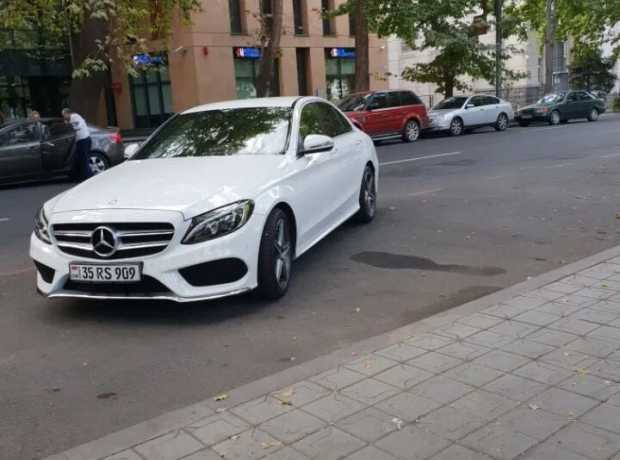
[428,95,514,136]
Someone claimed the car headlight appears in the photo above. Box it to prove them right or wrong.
[182,200,254,244]
[34,207,51,244]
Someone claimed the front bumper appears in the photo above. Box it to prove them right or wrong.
[30,209,265,303]
[515,112,549,123]
[427,118,452,131]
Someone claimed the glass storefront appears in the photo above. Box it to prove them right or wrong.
[325,48,356,101]
[129,53,173,129]
[234,48,279,98]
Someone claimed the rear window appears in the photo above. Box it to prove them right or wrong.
[433,97,468,110]
[400,91,422,105]
[338,94,371,112]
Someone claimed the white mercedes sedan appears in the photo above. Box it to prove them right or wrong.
[30,97,378,302]
[428,95,514,136]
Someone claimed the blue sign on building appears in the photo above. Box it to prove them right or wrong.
[133,53,165,66]
[330,48,356,58]
[234,47,262,59]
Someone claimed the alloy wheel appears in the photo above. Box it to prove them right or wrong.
[497,114,508,130]
[363,168,377,218]
[450,118,463,136]
[405,120,420,142]
[590,109,599,121]
[273,218,291,290]
[550,111,560,125]
[89,156,107,174]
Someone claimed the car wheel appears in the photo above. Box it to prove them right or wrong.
[89,152,109,175]
[355,165,377,223]
[449,117,464,136]
[257,208,293,300]
[549,111,561,126]
[495,113,509,131]
[518,121,530,127]
[402,119,420,142]
[588,108,599,122]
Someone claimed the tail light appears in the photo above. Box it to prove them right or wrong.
[110,132,122,144]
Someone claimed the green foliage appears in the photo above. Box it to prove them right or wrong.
[612,96,620,112]
[569,45,617,92]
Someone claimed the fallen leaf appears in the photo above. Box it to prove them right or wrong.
[528,404,539,411]
[280,400,293,406]
[392,417,404,430]
[215,407,227,413]
[616,213,620,220]
[214,393,229,401]
[279,387,294,398]
[230,435,240,441]
[575,368,590,376]
[602,284,609,288]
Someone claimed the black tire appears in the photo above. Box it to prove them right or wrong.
[549,110,561,126]
[402,119,420,143]
[495,113,509,131]
[256,208,293,300]
[518,121,530,127]
[449,117,464,136]
[587,108,599,122]
[355,165,377,223]
[560,119,569,124]
[89,151,109,175]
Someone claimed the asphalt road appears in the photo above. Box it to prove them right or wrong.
[2,115,620,460]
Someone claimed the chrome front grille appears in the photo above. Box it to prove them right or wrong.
[52,222,175,259]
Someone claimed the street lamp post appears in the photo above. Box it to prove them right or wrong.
[495,0,503,98]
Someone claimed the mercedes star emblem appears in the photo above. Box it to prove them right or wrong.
[91,226,118,257]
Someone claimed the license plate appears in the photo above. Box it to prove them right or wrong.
[69,263,142,283]
[520,114,532,119]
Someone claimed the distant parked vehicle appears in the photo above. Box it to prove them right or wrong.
[515,91,606,126]
[339,90,430,143]
[0,118,124,185]
[427,95,514,136]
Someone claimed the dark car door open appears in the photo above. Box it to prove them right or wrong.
[41,122,76,172]
[0,123,43,182]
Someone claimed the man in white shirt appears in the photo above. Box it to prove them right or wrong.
[62,108,92,180]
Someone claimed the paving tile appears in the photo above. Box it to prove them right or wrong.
[461,421,539,460]
[524,288,565,302]
[443,363,504,387]
[340,378,400,405]
[407,351,464,374]
[134,430,204,460]
[589,300,620,314]
[181,449,226,460]
[504,295,549,309]
[500,339,555,359]
[588,326,620,345]
[596,279,620,291]
[435,323,481,340]
[538,301,586,317]
[292,427,365,460]
[429,444,494,460]
[418,405,488,441]
[271,381,330,407]
[375,343,428,362]
[263,447,309,460]
[375,424,452,460]
[579,263,620,280]
[572,307,620,325]
[483,303,532,320]
[527,387,599,417]
[526,328,578,347]
[513,361,574,385]
[574,287,615,300]
[471,350,530,373]
[495,406,567,440]
[336,406,398,442]
[560,374,620,401]
[258,410,325,444]
[581,403,620,434]
[405,333,455,351]
[483,374,548,402]
[310,366,366,391]
[487,321,540,339]
[376,391,442,422]
[544,281,584,295]
[465,330,515,348]
[436,341,490,361]
[548,318,601,336]
[564,274,604,288]
[374,364,434,389]
[345,355,398,377]
[408,375,475,405]
[555,292,599,307]
[538,348,594,369]
[212,429,283,460]
[188,412,251,446]
[513,310,560,327]
[230,396,293,425]
[549,421,620,460]
[521,441,590,460]
[344,446,400,460]
[302,393,366,423]
[565,337,618,358]
[589,358,620,382]
[457,313,504,330]
[451,390,519,421]
[103,451,143,460]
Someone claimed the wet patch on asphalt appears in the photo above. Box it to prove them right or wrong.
[351,251,506,276]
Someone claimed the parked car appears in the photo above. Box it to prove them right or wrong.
[339,90,430,142]
[428,95,514,136]
[0,118,124,185]
[30,97,378,302]
[515,90,606,126]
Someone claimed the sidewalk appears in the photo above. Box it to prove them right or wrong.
[48,245,620,460]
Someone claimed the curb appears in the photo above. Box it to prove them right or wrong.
[46,243,620,460]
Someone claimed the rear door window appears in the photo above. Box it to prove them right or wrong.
[387,92,401,108]
[369,93,388,110]
[470,96,486,107]
[400,91,422,105]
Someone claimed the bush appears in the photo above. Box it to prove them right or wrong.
[613,97,620,112]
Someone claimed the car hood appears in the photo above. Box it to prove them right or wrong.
[50,156,289,219]
[429,109,459,117]
[519,103,549,111]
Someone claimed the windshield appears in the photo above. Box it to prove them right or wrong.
[133,107,292,159]
[433,97,468,110]
[537,93,565,104]
[338,94,370,112]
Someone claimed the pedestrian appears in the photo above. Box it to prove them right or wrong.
[30,110,47,138]
[62,108,92,180]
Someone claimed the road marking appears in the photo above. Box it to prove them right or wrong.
[0,217,9,223]
[545,163,573,169]
[380,151,462,166]
[409,188,443,196]
[600,153,620,159]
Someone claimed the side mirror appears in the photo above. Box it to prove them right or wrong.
[124,142,141,159]
[465,103,475,109]
[300,134,335,155]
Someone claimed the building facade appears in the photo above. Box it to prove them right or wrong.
[109,0,389,130]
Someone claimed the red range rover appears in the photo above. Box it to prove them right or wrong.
[338,90,430,142]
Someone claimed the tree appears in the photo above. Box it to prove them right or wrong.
[256,0,284,97]
[569,46,617,92]
[0,0,201,120]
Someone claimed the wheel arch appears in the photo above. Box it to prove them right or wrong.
[270,202,298,259]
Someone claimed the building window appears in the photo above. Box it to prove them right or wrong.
[322,0,335,36]
[234,48,280,98]
[129,53,173,129]
[229,0,243,34]
[0,76,29,119]
[261,0,273,34]
[325,48,356,100]
[293,0,306,35]
[296,48,310,95]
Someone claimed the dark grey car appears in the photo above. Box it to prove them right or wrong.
[0,118,124,185]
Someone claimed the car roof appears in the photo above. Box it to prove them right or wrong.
[183,97,303,114]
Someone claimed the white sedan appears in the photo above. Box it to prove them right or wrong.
[30,97,379,302]
[428,95,514,136]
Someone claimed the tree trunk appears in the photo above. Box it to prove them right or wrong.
[544,0,555,94]
[353,0,370,92]
[68,16,108,122]
[256,0,284,97]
